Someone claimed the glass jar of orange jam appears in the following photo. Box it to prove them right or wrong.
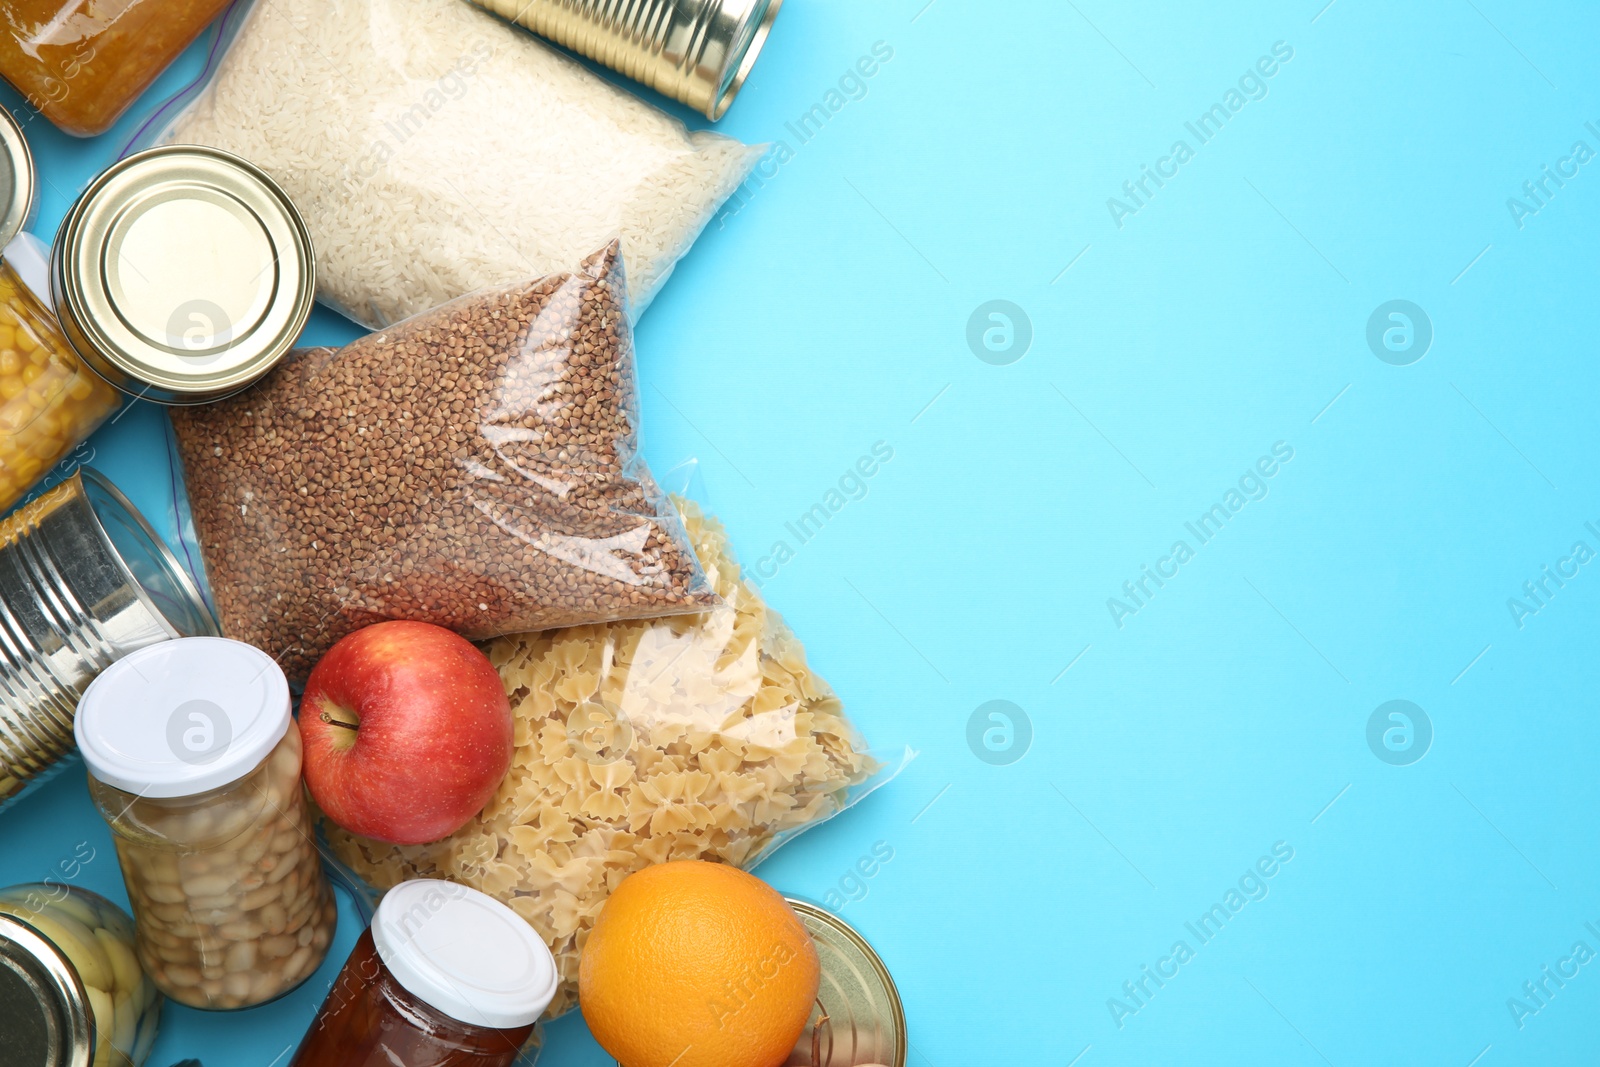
[0,0,234,137]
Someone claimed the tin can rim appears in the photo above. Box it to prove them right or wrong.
[75,467,219,640]
[52,143,316,404]
[711,0,784,120]
[786,897,908,1066]
[0,103,35,250]
[0,911,95,1067]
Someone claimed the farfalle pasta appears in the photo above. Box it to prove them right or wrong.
[325,501,886,1016]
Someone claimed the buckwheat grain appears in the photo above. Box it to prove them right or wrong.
[171,244,715,684]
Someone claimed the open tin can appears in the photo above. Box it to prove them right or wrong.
[51,145,315,406]
[470,0,782,120]
[0,468,216,809]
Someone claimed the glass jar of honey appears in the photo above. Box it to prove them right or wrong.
[75,637,337,1011]
[289,880,557,1067]
[0,0,235,137]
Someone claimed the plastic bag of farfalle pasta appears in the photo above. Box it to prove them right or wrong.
[324,498,908,1018]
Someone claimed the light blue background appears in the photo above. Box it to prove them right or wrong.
[2,0,1599,1064]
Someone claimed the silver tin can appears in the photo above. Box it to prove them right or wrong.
[0,468,216,808]
[0,911,93,1067]
[51,145,316,406]
[471,0,783,120]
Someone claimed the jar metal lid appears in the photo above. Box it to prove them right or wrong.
[51,145,315,406]
[373,879,558,1030]
[0,103,35,251]
[0,913,93,1067]
[74,637,291,798]
[784,900,907,1067]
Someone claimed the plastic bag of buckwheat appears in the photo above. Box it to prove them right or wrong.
[169,242,718,685]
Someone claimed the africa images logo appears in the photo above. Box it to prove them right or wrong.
[165,699,232,765]
[966,700,1031,766]
[1108,842,1296,1029]
[966,301,1033,366]
[1106,41,1295,230]
[1366,701,1431,767]
[1365,300,1432,366]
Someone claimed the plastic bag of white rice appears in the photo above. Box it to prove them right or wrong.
[162,0,761,329]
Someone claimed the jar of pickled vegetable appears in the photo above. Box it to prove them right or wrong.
[75,637,337,1011]
[0,101,118,514]
[0,880,164,1066]
[0,0,235,137]
[288,880,556,1067]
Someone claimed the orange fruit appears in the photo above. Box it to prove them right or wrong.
[580,861,820,1067]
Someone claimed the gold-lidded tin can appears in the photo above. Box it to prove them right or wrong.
[472,0,783,121]
[52,145,315,406]
[785,900,906,1067]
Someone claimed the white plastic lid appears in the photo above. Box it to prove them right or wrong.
[74,637,291,798]
[373,880,558,1030]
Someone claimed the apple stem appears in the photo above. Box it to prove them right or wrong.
[320,710,360,732]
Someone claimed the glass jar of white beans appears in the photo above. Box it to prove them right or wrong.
[75,638,337,1010]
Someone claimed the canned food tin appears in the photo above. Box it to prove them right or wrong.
[471,0,782,121]
[52,146,316,406]
[0,468,217,809]
[785,901,906,1067]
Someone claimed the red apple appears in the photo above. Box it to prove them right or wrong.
[300,621,512,845]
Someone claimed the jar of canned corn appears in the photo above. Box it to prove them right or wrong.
[0,257,119,510]
[0,103,119,514]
